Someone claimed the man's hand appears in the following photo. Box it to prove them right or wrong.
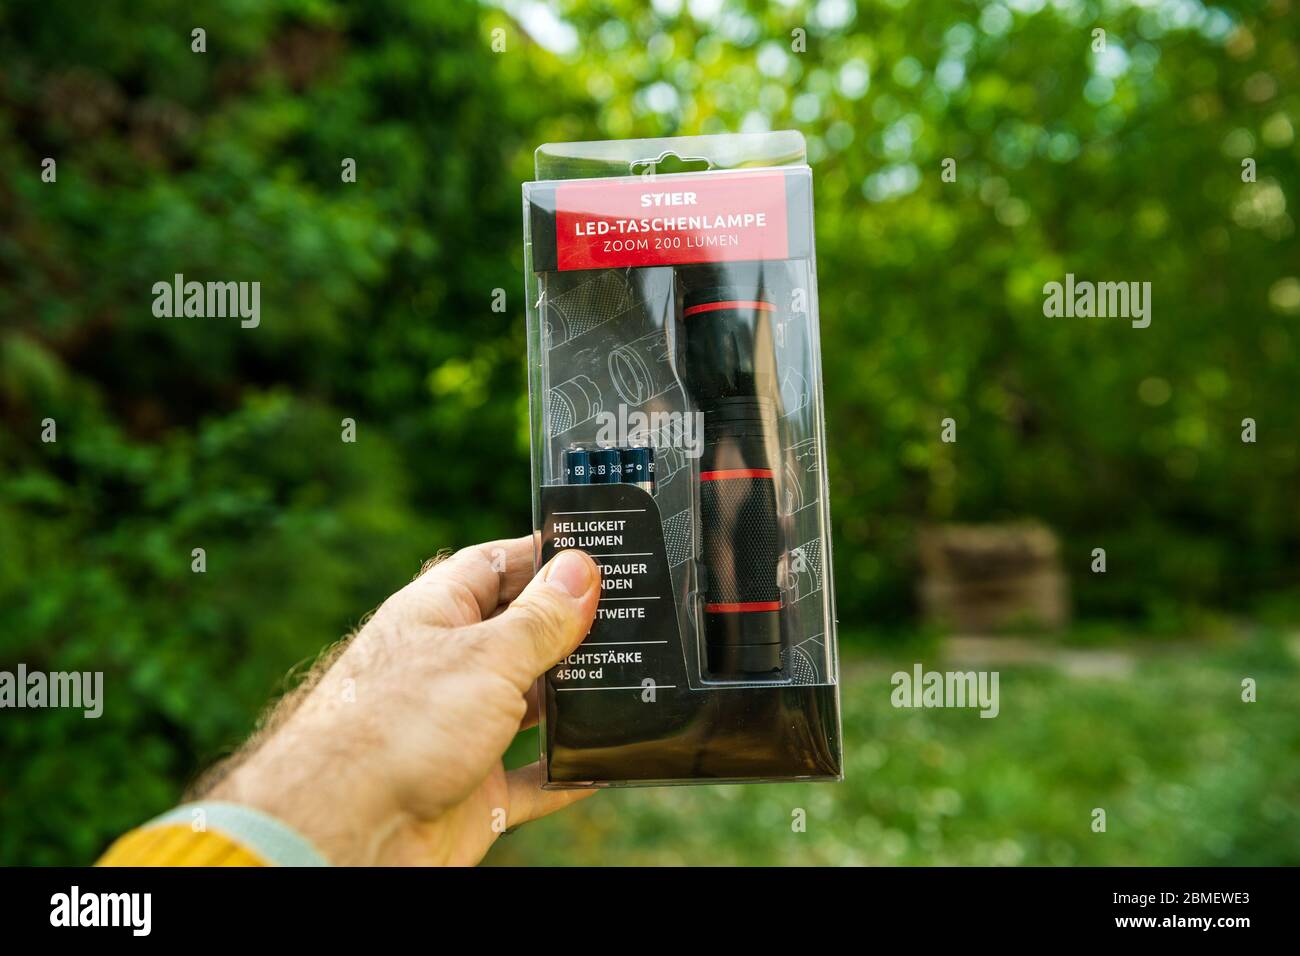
[206,536,600,865]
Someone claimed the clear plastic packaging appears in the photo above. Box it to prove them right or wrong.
[523,132,842,786]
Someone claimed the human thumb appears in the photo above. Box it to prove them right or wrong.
[468,549,600,692]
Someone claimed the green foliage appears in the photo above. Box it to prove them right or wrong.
[0,0,1297,863]
[542,0,1300,622]
[0,0,590,864]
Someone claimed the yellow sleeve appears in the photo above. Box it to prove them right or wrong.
[95,802,329,867]
[98,824,267,867]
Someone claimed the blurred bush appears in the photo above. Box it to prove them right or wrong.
[0,0,1297,862]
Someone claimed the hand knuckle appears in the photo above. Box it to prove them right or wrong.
[513,598,567,649]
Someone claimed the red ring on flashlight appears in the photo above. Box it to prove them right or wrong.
[699,468,774,481]
[705,601,782,613]
[683,300,775,317]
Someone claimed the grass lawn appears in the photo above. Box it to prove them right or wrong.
[488,631,1300,865]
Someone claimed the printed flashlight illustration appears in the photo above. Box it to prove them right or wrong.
[680,266,785,677]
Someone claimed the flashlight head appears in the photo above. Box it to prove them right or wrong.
[681,287,779,405]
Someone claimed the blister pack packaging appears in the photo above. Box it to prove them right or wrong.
[522,132,842,787]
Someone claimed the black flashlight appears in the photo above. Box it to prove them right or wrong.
[679,264,785,677]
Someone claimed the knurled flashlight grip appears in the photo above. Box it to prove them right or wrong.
[698,412,783,674]
[681,273,785,676]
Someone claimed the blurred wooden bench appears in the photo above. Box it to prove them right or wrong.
[917,522,1070,633]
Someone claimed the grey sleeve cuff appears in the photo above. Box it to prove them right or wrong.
[150,802,331,867]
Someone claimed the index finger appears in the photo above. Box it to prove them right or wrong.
[384,535,536,629]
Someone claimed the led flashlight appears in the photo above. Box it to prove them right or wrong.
[680,265,785,677]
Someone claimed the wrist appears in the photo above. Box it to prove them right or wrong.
[208,725,406,866]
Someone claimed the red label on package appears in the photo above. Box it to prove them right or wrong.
[553,172,790,271]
